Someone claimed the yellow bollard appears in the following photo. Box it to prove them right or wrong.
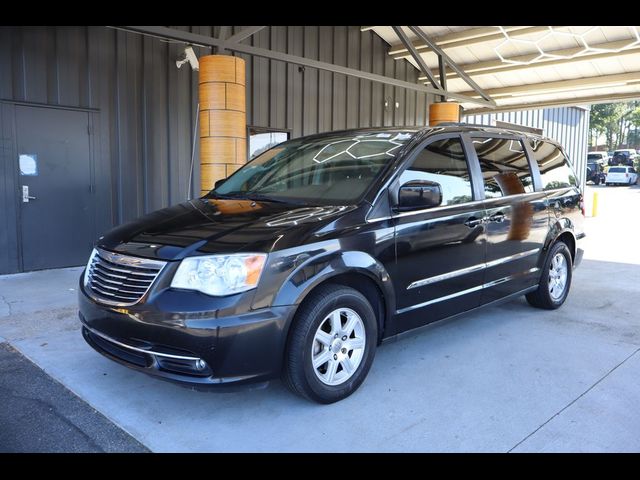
[592,191,599,217]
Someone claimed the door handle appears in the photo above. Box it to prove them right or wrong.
[22,185,37,203]
[489,212,505,223]
[464,217,483,228]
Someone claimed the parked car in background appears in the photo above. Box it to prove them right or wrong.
[587,152,609,165]
[586,161,606,185]
[609,149,637,166]
[78,124,585,404]
[605,166,638,185]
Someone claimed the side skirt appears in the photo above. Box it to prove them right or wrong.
[381,285,539,345]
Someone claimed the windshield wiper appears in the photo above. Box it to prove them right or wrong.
[207,191,248,200]
[209,191,312,206]
[244,193,312,206]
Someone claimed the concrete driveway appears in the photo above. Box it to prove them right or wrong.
[1,184,639,452]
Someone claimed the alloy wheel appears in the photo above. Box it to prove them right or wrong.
[548,252,568,301]
[311,308,366,386]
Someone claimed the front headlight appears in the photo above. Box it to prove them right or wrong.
[170,253,267,296]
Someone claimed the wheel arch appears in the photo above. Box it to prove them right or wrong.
[273,250,396,344]
[542,222,577,265]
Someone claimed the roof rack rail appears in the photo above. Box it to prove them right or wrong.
[437,121,544,135]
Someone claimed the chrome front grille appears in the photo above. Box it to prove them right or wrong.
[85,247,167,306]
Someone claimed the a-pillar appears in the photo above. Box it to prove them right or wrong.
[199,55,247,195]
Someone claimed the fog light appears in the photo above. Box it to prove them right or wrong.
[195,359,207,371]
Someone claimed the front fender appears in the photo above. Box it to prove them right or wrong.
[252,243,395,314]
[278,249,395,310]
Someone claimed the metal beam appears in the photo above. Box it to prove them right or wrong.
[226,26,266,44]
[391,26,441,91]
[419,40,640,81]
[360,26,376,32]
[458,72,640,99]
[463,92,640,116]
[217,26,232,53]
[438,53,447,100]
[119,26,496,107]
[390,26,550,59]
[408,26,495,105]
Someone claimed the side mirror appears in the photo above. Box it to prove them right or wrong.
[396,180,442,211]
[214,178,227,189]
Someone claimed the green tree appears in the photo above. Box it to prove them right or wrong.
[590,101,640,150]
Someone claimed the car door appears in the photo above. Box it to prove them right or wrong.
[388,133,487,335]
[465,133,549,304]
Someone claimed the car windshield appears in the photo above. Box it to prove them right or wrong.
[587,154,602,160]
[609,167,625,173]
[209,130,416,205]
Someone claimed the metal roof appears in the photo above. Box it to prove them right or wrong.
[367,26,640,114]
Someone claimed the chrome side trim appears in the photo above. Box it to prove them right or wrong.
[391,200,486,219]
[485,248,540,269]
[407,248,540,290]
[84,325,200,361]
[407,263,486,290]
[375,191,546,223]
[398,267,539,314]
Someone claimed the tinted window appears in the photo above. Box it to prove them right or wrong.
[528,139,577,190]
[398,137,473,206]
[609,167,625,173]
[471,137,534,198]
[215,130,415,204]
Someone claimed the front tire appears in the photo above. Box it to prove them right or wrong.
[526,241,573,310]
[282,283,378,404]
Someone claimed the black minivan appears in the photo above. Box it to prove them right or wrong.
[79,124,585,404]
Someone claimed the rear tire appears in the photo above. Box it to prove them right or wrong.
[526,241,572,310]
[282,283,378,404]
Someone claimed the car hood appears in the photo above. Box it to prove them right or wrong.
[98,198,355,261]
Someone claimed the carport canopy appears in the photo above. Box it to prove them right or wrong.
[367,26,640,114]
[120,26,640,115]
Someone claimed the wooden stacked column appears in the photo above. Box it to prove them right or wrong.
[199,55,247,195]
[429,102,460,126]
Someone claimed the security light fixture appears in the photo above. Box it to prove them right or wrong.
[176,46,199,71]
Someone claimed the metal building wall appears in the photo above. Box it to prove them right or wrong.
[0,25,431,274]
[463,106,590,187]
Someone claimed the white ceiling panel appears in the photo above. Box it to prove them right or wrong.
[370,26,640,112]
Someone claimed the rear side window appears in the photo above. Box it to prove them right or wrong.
[470,137,534,198]
[398,137,473,206]
[528,139,577,190]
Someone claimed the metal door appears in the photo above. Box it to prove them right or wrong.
[16,105,94,271]
[389,134,487,335]
[465,134,549,303]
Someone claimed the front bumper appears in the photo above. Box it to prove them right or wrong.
[78,282,297,389]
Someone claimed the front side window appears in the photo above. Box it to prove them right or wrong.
[471,137,534,198]
[397,137,473,206]
[213,130,416,205]
[248,128,290,159]
[528,139,577,190]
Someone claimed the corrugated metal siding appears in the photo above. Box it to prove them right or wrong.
[463,106,590,188]
[0,25,431,274]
